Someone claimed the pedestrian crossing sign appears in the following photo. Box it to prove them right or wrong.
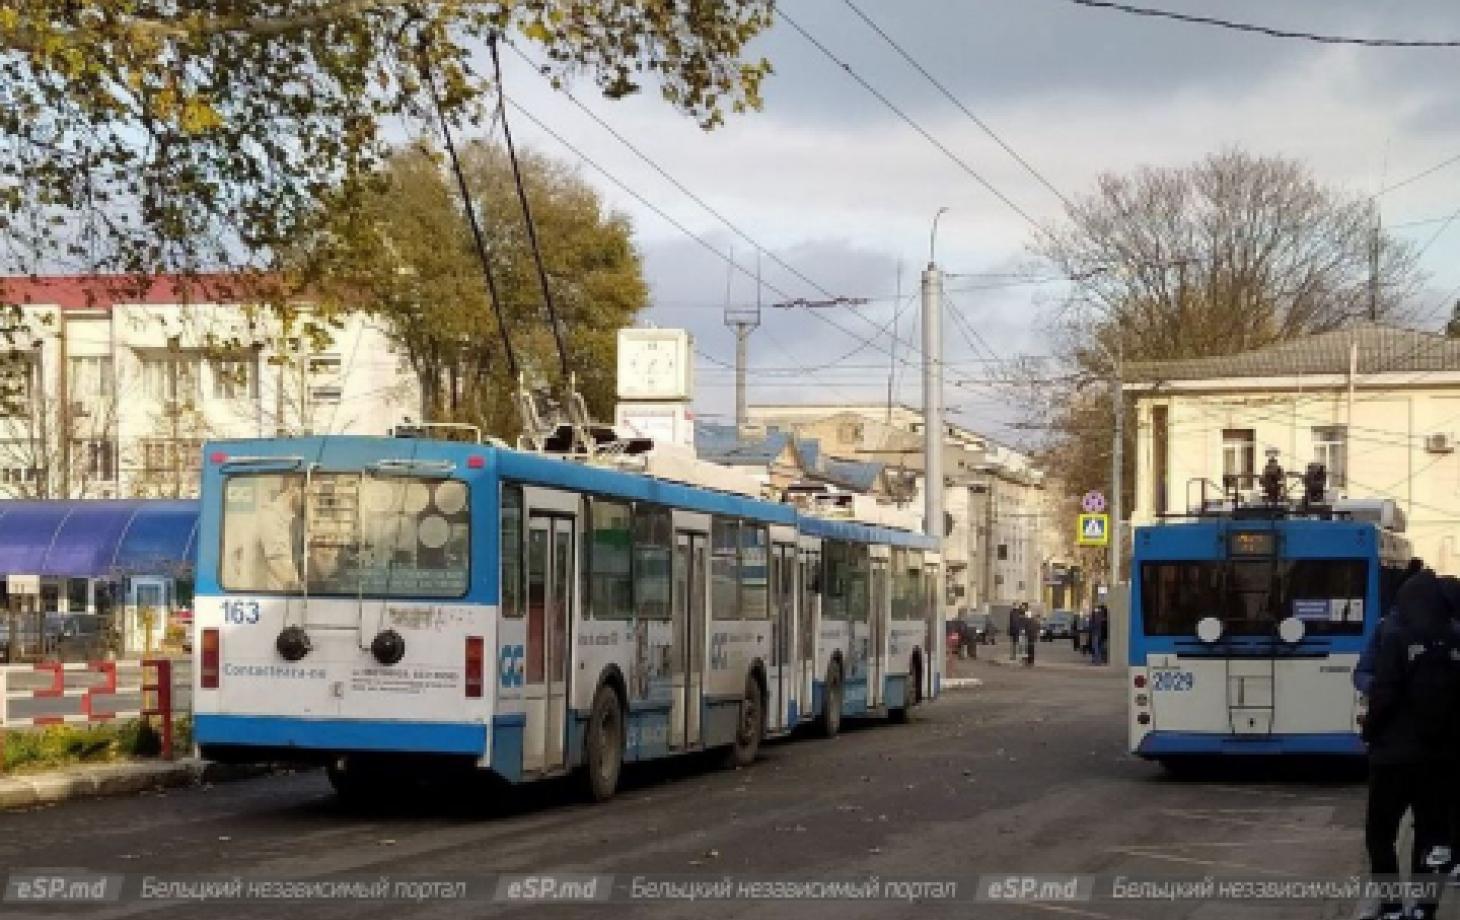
[1077,513,1110,547]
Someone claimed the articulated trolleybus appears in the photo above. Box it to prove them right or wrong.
[1128,459,1411,765]
[193,433,941,800]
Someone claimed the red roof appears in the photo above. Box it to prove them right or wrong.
[0,273,282,311]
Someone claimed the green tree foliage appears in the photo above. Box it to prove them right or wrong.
[309,142,647,439]
[0,1,773,282]
[1027,149,1424,512]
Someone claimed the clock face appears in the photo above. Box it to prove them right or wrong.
[618,331,690,399]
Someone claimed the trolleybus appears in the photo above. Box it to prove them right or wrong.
[1128,464,1411,764]
[192,434,941,801]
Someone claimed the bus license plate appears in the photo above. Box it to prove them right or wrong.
[1150,670,1194,692]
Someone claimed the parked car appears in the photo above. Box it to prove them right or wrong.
[1040,609,1076,642]
[966,611,999,645]
[52,613,110,661]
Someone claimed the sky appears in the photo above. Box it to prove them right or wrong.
[493,0,1460,444]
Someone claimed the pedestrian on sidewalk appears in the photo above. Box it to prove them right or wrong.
[1021,604,1037,667]
[1361,568,1460,920]
[1071,614,1082,653]
[1090,605,1109,665]
[1008,604,1021,662]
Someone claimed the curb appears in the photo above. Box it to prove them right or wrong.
[0,759,274,811]
[981,657,1112,673]
[942,677,982,690]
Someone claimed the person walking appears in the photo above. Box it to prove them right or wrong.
[1090,604,1109,665]
[1021,604,1036,666]
[1361,568,1460,920]
[1071,613,1082,653]
[1008,604,1021,662]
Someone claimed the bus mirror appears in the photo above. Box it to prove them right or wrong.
[1277,616,1305,644]
[1195,617,1223,644]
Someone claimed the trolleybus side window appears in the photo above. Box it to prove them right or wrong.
[711,518,740,620]
[822,540,848,621]
[633,505,672,619]
[846,542,870,623]
[892,549,923,619]
[588,499,633,619]
[219,472,469,598]
[501,485,524,617]
[740,524,769,619]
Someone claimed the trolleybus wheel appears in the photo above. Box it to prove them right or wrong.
[725,673,764,768]
[890,656,921,724]
[818,662,843,739]
[584,685,624,802]
[327,757,386,805]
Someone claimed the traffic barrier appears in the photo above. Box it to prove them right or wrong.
[0,657,187,768]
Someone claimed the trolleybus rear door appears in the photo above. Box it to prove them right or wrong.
[524,514,574,774]
[673,532,708,750]
[799,547,819,718]
[769,543,796,732]
[870,557,888,708]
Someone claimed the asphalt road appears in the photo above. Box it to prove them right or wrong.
[0,644,1391,920]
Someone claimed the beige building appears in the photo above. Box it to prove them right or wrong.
[0,274,418,499]
[1127,324,1460,572]
[747,404,1076,611]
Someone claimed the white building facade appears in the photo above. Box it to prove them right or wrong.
[747,403,1074,612]
[1127,324,1460,574]
[0,274,418,499]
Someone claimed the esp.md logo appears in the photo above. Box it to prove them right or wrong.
[499,644,525,688]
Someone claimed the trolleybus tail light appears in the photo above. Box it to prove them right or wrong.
[209,451,228,464]
[468,455,485,469]
[465,636,484,698]
[201,628,221,688]
[1133,673,1147,689]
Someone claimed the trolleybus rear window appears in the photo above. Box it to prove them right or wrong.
[219,472,470,598]
[1140,559,1367,636]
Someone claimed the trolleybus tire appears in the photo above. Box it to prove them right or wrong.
[583,684,625,803]
[326,758,388,805]
[817,661,843,738]
[725,672,764,768]
[890,655,922,724]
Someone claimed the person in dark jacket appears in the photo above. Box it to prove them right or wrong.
[1090,605,1109,665]
[1362,569,1460,920]
[1355,558,1425,696]
[1008,605,1021,661]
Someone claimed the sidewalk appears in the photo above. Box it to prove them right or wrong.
[0,758,271,810]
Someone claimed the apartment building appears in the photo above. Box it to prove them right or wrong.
[0,274,418,498]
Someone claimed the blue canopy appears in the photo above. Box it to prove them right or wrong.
[0,500,199,579]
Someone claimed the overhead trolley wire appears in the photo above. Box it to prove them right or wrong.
[842,0,1073,210]
[778,7,1047,231]
[1059,0,1460,48]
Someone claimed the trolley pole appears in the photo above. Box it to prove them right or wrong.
[1109,339,1123,593]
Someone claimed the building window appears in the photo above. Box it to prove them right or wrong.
[211,357,257,400]
[141,439,203,474]
[1222,429,1256,489]
[0,440,39,485]
[68,356,114,402]
[1152,405,1169,516]
[73,438,117,481]
[309,355,342,404]
[139,353,201,403]
[0,354,35,416]
[1312,426,1347,489]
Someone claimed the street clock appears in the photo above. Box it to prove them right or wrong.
[617,328,693,401]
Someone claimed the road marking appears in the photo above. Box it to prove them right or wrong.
[1120,838,1343,850]
[1110,848,1296,876]
[1158,808,1328,833]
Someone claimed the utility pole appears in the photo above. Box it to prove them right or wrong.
[724,250,761,435]
[922,209,947,546]
[1109,339,1123,594]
